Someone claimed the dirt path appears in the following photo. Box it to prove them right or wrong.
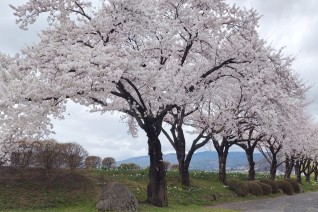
[211,192,318,212]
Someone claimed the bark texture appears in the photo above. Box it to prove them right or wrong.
[145,119,168,207]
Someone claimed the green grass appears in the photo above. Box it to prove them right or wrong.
[0,168,97,211]
[1,167,318,211]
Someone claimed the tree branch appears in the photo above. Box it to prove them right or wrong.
[162,128,176,150]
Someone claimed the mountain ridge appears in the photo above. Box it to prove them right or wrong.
[117,151,265,171]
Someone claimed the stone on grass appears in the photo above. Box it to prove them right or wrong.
[96,182,138,212]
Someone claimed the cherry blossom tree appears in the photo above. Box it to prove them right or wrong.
[197,46,307,183]
[235,81,306,181]
[289,122,318,182]
[198,77,243,184]
[162,106,212,186]
[0,53,55,167]
[257,104,309,180]
[0,0,308,206]
[236,127,265,180]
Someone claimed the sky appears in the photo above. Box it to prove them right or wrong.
[0,0,317,160]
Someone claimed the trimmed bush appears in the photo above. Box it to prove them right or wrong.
[260,179,279,194]
[227,179,248,197]
[276,180,294,195]
[256,182,272,195]
[246,181,262,196]
[284,179,300,193]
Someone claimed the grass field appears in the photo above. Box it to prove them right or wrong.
[1,167,318,211]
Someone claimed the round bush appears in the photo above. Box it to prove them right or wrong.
[276,180,294,195]
[227,180,249,197]
[246,181,262,196]
[260,179,279,194]
[256,182,272,195]
[284,179,300,193]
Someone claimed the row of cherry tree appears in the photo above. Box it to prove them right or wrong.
[0,0,314,207]
[208,111,318,184]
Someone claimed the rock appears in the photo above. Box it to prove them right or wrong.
[96,182,138,212]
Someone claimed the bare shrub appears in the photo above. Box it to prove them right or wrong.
[85,156,102,169]
[10,140,37,168]
[63,142,88,171]
[33,139,61,170]
[102,157,116,169]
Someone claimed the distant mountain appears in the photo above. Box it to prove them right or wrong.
[117,151,265,171]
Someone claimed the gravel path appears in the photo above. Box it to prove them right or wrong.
[211,192,318,212]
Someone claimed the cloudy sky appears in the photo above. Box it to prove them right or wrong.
[0,0,317,160]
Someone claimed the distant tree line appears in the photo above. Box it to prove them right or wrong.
[9,139,87,171]
[6,139,180,173]
[7,136,318,186]
[7,139,117,171]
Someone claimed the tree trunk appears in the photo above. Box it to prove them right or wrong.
[213,136,230,185]
[146,122,168,207]
[314,162,318,182]
[270,156,277,180]
[246,150,255,180]
[218,151,228,185]
[175,126,190,187]
[295,161,302,183]
[178,160,190,186]
[284,167,293,179]
[178,130,211,187]
[284,157,294,179]
[167,117,210,187]
[305,174,310,182]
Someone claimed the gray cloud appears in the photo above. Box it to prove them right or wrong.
[300,20,318,57]
[50,102,150,160]
[256,0,318,19]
